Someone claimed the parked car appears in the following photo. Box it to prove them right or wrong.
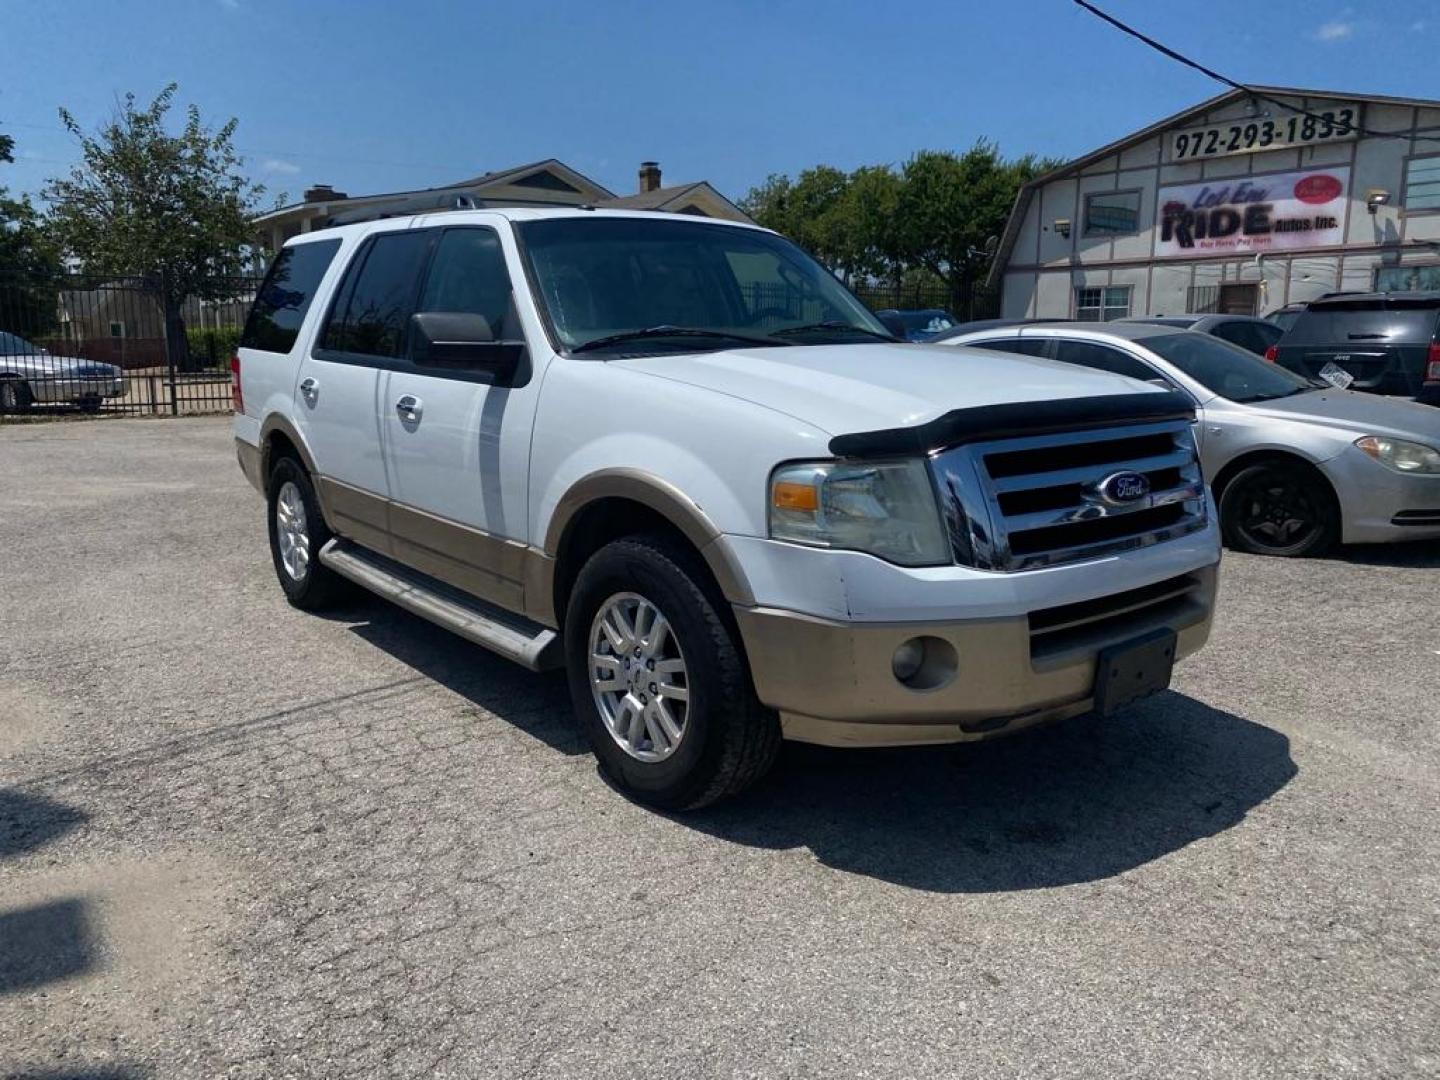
[1120,315,1284,358]
[874,308,959,342]
[1272,292,1440,405]
[1265,302,1309,334]
[234,209,1220,808]
[0,332,128,413]
[941,322,1440,556]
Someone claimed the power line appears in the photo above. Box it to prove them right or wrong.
[1070,0,1409,140]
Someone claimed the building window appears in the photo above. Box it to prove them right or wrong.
[1083,190,1142,235]
[1404,155,1440,212]
[109,321,126,339]
[1075,286,1131,321]
[1376,264,1440,292]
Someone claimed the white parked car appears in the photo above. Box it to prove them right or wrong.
[939,322,1440,556]
[233,209,1221,808]
[0,331,128,413]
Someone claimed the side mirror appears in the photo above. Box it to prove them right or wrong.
[409,311,526,383]
[876,313,909,340]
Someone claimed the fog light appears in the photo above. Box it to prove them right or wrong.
[891,636,958,691]
[891,639,925,682]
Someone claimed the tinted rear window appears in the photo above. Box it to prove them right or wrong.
[240,239,341,354]
[321,231,432,358]
[1286,299,1440,345]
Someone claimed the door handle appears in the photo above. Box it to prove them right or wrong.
[395,394,422,422]
[299,377,318,402]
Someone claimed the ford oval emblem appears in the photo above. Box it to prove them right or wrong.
[1097,471,1151,506]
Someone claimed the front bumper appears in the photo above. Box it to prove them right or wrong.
[1328,447,1440,543]
[29,375,128,404]
[735,564,1217,747]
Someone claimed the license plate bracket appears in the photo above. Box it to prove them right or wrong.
[1094,628,1177,716]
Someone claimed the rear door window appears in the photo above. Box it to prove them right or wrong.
[240,239,341,354]
[320,230,433,359]
[969,337,1051,358]
[1053,339,1157,381]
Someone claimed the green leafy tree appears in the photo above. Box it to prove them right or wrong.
[0,128,64,338]
[742,143,1058,315]
[43,84,263,369]
[891,142,1056,317]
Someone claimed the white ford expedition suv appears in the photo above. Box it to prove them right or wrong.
[233,208,1220,808]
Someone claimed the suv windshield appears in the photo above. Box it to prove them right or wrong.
[1144,332,1317,403]
[1286,297,1440,345]
[517,217,890,352]
[0,331,44,356]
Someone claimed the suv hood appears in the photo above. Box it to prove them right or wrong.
[614,343,1163,435]
[1250,387,1440,442]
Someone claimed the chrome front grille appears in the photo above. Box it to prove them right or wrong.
[931,420,1207,571]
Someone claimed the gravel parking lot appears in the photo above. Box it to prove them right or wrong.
[2,416,1438,1080]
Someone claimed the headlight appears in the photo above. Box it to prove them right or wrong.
[1355,436,1440,474]
[768,458,950,566]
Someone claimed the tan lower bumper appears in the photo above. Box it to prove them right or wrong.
[733,566,1217,747]
[236,437,264,494]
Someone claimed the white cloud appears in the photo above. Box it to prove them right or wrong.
[1411,19,1427,32]
[262,158,301,175]
[1313,19,1353,41]
[218,0,240,9]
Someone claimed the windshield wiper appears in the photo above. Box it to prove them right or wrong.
[571,326,786,354]
[769,320,899,342]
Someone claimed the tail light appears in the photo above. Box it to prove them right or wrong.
[1263,344,1279,362]
[1426,343,1440,384]
[230,354,243,413]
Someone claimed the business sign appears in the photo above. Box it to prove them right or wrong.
[1166,103,1360,162]
[1154,167,1349,258]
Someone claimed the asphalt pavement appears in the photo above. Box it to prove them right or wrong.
[1,416,1437,1079]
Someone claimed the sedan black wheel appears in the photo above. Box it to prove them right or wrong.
[1219,462,1339,557]
[0,378,33,414]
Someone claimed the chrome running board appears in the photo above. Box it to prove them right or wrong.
[319,539,561,671]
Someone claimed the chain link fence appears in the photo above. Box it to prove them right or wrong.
[0,274,259,422]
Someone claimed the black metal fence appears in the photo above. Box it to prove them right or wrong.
[0,273,260,422]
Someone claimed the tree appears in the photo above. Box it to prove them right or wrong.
[740,143,1059,315]
[44,84,263,370]
[890,143,1057,317]
[0,128,64,338]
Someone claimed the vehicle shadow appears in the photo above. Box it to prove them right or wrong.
[1330,540,1440,569]
[680,692,1295,893]
[0,789,88,859]
[341,597,585,756]
[0,897,97,995]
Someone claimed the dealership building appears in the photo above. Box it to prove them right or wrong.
[990,86,1440,320]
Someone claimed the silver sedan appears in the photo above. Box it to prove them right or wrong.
[937,322,1440,556]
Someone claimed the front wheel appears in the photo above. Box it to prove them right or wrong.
[1219,462,1339,557]
[564,535,781,810]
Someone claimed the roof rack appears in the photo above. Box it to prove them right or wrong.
[323,191,484,228]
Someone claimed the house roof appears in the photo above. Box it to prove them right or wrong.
[599,181,752,222]
[252,158,615,226]
[986,84,1440,288]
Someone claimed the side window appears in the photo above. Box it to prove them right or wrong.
[320,231,432,358]
[241,239,341,354]
[417,229,516,339]
[971,337,1050,358]
[1212,321,1278,355]
[1053,340,1158,382]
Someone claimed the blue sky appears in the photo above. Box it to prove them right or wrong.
[1,1,1434,207]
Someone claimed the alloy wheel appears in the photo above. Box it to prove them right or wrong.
[275,480,311,581]
[588,591,690,763]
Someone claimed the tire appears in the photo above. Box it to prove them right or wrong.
[266,456,349,610]
[76,396,103,414]
[1218,461,1339,557]
[564,534,781,810]
[0,378,33,414]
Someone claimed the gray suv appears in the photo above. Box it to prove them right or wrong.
[1273,292,1440,405]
